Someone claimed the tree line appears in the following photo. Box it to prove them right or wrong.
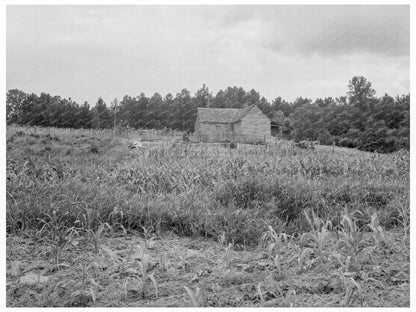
[6,76,409,153]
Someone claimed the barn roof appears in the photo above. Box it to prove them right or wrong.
[197,105,255,124]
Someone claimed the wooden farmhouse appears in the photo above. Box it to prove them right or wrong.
[194,105,271,144]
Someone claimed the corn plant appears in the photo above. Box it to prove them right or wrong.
[123,277,131,300]
[334,270,363,307]
[120,243,158,299]
[9,260,23,282]
[183,286,207,307]
[296,247,316,273]
[137,253,158,298]
[41,279,65,305]
[37,212,80,268]
[394,198,410,232]
[69,263,99,305]
[301,209,333,262]
[142,225,156,251]
[357,270,385,290]
[261,225,291,273]
[220,243,234,270]
[87,222,112,254]
[392,198,410,253]
[368,211,387,247]
[256,283,266,306]
[177,253,186,271]
[285,289,296,307]
[108,206,127,235]
[337,210,367,264]
[329,253,352,272]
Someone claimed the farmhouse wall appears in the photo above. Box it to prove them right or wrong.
[197,123,233,142]
[236,106,271,142]
[194,115,201,133]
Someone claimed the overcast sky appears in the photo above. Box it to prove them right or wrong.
[7,5,410,105]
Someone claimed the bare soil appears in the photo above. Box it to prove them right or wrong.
[6,230,410,307]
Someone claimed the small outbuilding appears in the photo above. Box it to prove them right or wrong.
[194,105,271,144]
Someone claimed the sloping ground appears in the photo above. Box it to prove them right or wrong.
[6,229,409,307]
[6,126,410,307]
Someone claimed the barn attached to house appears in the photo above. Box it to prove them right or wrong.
[194,105,271,144]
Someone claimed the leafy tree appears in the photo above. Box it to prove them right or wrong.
[194,84,212,108]
[271,110,285,125]
[271,96,292,116]
[18,93,39,125]
[172,89,195,131]
[132,93,149,128]
[291,104,324,141]
[257,96,272,117]
[212,86,251,108]
[91,98,112,129]
[6,89,27,124]
[313,97,336,108]
[75,102,92,128]
[322,97,336,108]
[163,93,175,129]
[347,76,376,111]
[335,96,348,106]
[292,97,312,109]
[147,93,163,129]
[282,117,294,138]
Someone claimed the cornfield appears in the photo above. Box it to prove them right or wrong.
[6,125,410,307]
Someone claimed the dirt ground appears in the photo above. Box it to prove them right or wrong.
[6,229,410,307]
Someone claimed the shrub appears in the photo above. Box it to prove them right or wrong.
[215,178,268,209]
[317,131,335,145]
[215,176,319,234]
[338,137,359,148]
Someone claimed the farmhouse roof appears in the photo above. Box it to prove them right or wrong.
[197,105,255,124]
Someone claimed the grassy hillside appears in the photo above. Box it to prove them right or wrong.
[6,126,410,307]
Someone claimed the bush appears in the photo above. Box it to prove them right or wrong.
[317,131,335,145]
[215,176,318,234]
[338,137,359,148]
[215,178,269,209]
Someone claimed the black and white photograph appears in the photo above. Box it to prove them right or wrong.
[4,1,412,308]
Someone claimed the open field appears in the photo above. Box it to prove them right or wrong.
[6,126,410,307]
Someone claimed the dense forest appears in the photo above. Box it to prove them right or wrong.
[6,76,409,153]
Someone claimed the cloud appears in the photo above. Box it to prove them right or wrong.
[6,5,410,105]
[256,5,409,57]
